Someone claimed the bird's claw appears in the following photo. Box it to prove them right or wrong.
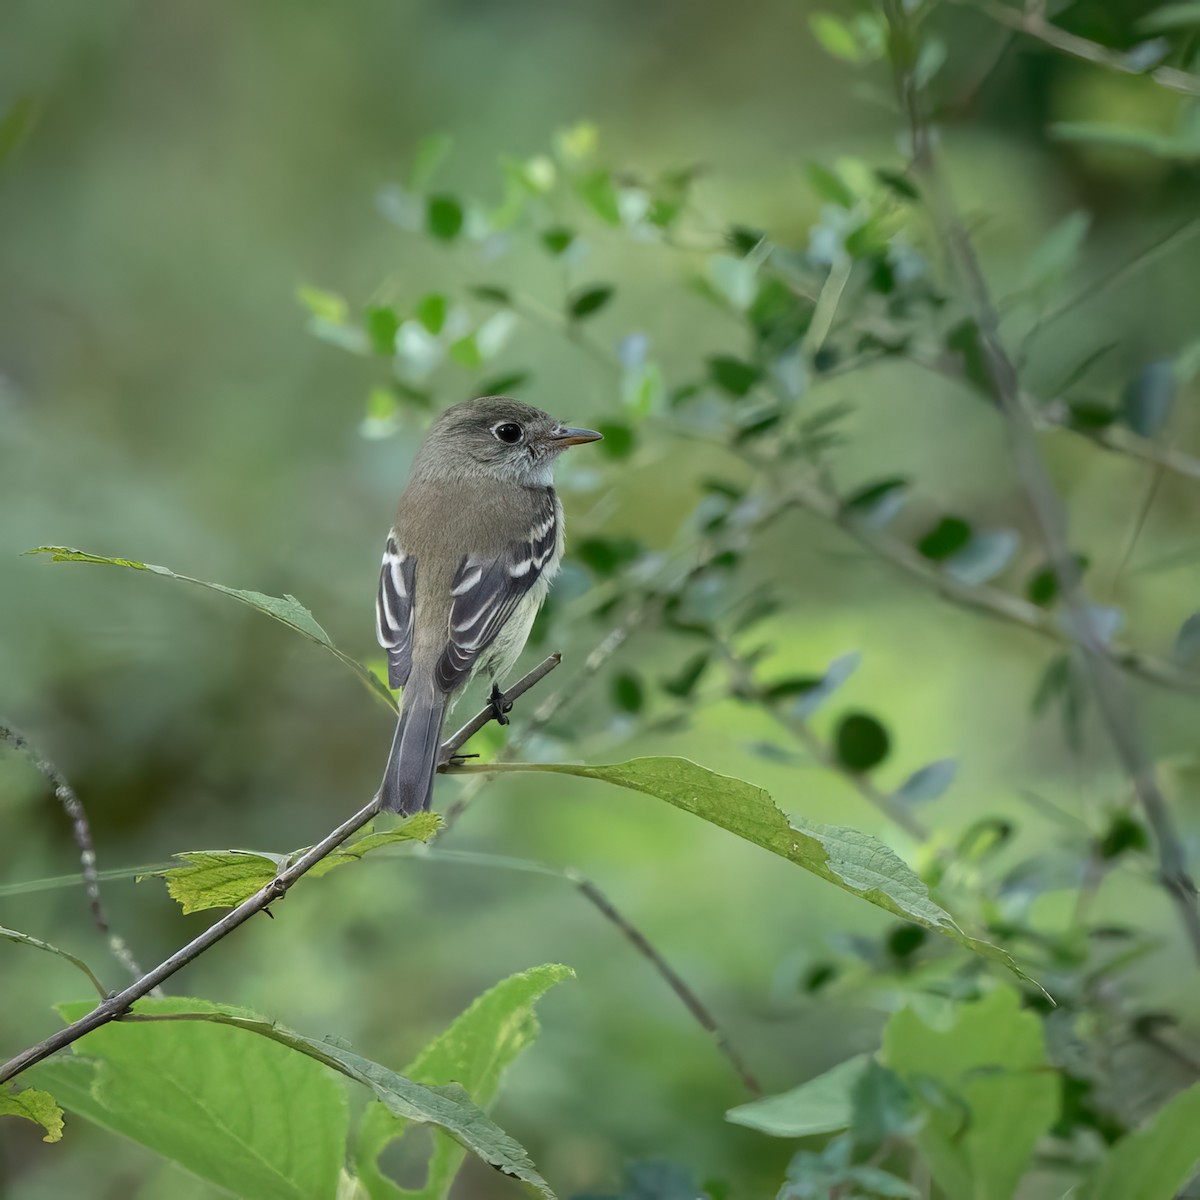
[489,683,513,726]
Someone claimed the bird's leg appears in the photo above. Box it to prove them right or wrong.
[489,681,513,726]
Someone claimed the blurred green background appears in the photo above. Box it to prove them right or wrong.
[3,1,1200,1196]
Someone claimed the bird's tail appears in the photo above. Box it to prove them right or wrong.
[378,684,449,815]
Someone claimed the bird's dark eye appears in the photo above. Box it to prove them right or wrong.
[494,422,523,444]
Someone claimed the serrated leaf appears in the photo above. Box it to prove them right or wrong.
[507,757,1036,983]
[2,924,105,997]
[43,999,557,1199]
[882,987,1058,1200]
[894,759,958,804]
[1,1086,64,1142]
[1121,359,1175,437]
[27,547,396,712]
[1078,1080,1200,1200]
[355,964,573,1200]
[568,283,614,320]
[150,815,441,914]
[31,998,349,1200]
[726,1054,869,1137]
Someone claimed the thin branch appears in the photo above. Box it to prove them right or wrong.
[950,0,1200,97]
[412,847,762,1094]
[1037,409,1200,486]
[0,719,147,984]
[884,0,1200,961]
[782,478,1200,695]
[0,656,561,1087]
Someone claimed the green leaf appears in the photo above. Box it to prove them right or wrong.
[1,923,106,997]
[707,355,763,397]
[297,285,349,324]
[726,1054,869,1138]
[426,195,464,241]
[415,293,448,335]
[945,319,994,400]
[1022,211,1090,292]
[449,334,483,369]
[612,671,645,713]
[149,815,441,914]
[894,759,957,804]
[1050,121,1191,159]
[844,477,909,528]
[806,162,855,208]
[809,12,865,61]
[834,712,890,773]
[882,987,1058,1200]
[365,306,400,355]
[27,547,397,712]
[1064,399,1117,430]
[594,420,635,459]
[355,964,573,1200]
[540,226,575,256]
[1120,359,1175,437]
[470,284,512,305]
[850,1060,920,1153]
[917,517,972,561]
[706,254,759,310]
[944,530,1019,586]
[31,998,349,1200]
[660,651,710,698]
[1139,2,1200,30]
[410,133,453,191]
[574,168,621,226]
[1,1086,64,1143]
[568,283,614,320]
[507,758,1035,981]
[1078,1080,1200,1200]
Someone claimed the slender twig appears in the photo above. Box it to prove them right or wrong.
[0,656,560,1086]
[411,846,762,1094]
[949,0,1200,97]
[884,0,1200,961]
[781,477,1200,695]
[0,720,147,984]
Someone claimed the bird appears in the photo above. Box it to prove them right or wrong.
[374,395,602,814]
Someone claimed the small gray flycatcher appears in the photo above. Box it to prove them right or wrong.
[375,395,602,814]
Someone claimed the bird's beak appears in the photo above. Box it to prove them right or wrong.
[552,425,603,447]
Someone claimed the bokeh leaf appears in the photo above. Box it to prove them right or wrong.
[726,1054,869,1137]
[834,712,890,773]
[894,759,958,805]
[1,1086,64,1143]
[1120,359,1175,437]
[148,814,441,914]
[355,963,573,1200]
[27,548,397,712]
[1172,611,1200,666]
[510,758,1036,982]
[569,283,614,320]
[882,987,1058,1200]
[1078,1080,1200,1200]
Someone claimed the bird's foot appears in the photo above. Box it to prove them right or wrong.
[445,751,479,767]
[489,682,513,726]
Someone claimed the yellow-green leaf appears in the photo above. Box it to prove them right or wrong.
[1,1086,64,1143]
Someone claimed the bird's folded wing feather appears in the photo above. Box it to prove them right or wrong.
[376,534,416,688]
[435,498,558,692]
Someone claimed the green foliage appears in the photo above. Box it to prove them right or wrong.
[0,1086,64,1143]
[1,924,105,998]
[1078,1081,1200,1200]
[511,757,1033,980]
[726,1054,869,1138]
[32,992,558,1199]
[148,814,441,914]
[355,963,573,1199]
[882,987,1058,1200]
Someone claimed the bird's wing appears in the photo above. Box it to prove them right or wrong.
[376,533,416,688]
[435,493,559,692]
